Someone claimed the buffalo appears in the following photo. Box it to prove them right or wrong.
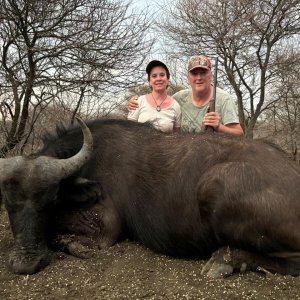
[1,117,300,277]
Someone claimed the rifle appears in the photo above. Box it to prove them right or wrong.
[202,56,218,133]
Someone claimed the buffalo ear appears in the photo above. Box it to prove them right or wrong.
[58,177,103,208]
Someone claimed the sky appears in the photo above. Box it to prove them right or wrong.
[129,0,187,85]
[129,0,167,56]
[132,0,156,10]
[131,0,165,21]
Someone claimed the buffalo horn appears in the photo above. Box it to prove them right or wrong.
[0,117,93,183]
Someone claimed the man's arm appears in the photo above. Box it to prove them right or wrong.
[211,88,244,136]
[217,123,244,136]
[203,111,244,136]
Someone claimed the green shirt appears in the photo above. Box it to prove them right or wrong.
[172,87,239,133]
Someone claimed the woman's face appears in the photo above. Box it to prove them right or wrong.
[148,66,169,92]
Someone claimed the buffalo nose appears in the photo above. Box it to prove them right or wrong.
[9,249,52,274]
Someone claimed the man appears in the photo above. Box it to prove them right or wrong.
[129,55,243,136]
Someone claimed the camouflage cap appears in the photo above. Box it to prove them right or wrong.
[188,55,211,72]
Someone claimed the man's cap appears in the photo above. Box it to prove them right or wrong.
[188,55,211,72]
[146,60,170,78]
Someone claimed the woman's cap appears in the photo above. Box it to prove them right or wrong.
[188,55,211,72]
[146,60,170,78]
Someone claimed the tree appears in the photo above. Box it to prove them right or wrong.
[160,0,300,137]
[258,47,300,159]
[0,0,153,157]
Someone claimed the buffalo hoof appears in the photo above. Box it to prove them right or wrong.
[201,246,248,279]
[52,235,96,258]
[66,240,96,258]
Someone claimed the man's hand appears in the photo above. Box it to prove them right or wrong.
[128,95,139,112]
[203,112,221,131]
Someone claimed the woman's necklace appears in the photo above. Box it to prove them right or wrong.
[151,93,168,112]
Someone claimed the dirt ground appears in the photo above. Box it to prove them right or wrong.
[1,209,300,300]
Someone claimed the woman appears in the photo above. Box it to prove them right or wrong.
[128,60,181,133]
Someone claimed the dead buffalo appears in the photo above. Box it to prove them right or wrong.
[1,117,300,277]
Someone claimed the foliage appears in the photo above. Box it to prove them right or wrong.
[160,0,300,138]
[258,48,300,159]
[0,0,153,157]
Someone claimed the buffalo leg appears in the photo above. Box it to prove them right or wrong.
[50,201,121,257]
[96,202,121,249]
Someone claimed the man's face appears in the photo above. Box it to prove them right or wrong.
[187,68,213,94]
